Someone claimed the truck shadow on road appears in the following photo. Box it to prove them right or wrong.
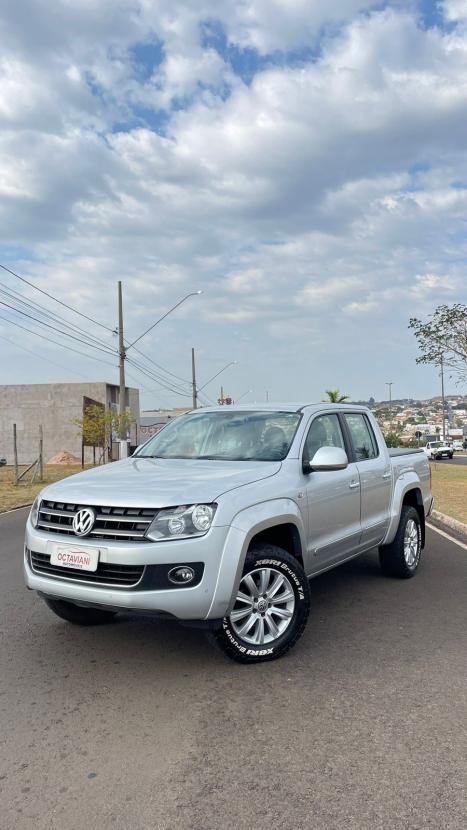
[28,546,430,675]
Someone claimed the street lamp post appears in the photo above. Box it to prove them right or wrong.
[191,360,237,407]
[117,286,202,457]
[236,389,252,404]
[386,382,393,429]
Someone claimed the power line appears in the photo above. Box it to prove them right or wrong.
[130,343,192,385]
[0,283,116,354]
[0,262,115,333]
[126,357,191,397]
[0,314,117,368]
[128,355,191,396]
[0,300,117,356]
[0,332,99,381]
[126,357,191,398]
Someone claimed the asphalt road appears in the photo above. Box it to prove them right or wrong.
[1,508,467,830]
[437,455,467,466]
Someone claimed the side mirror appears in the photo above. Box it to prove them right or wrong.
[303,446,348,473]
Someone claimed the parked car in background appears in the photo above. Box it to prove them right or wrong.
[25,404,433,663]
[452,440,463,451]
[423,441,453,460]
[0,457,6,467]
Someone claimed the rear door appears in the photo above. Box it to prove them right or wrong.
[341,413,391,547]
[302,412,362,569]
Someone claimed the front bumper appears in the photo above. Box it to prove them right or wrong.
[24,519,248,620]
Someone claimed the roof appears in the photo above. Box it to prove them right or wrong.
[189,402,370,414]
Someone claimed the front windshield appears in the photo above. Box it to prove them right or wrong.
[430,442,442,447]
[135,410,302,461]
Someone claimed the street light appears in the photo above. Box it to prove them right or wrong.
[126,291,203,350]
[386,382,393,428]
[197,361,237,392]
[236,389,252,403]
[117,285,202,457]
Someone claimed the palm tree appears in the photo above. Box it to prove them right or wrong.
[324,389,350,403]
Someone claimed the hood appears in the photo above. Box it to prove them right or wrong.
[41,457,282,508]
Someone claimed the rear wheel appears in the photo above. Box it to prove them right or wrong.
[379,506,422,579]
[43,597,117,626]
[213,544,311,663]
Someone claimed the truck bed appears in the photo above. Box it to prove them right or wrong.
[388,448,423,457]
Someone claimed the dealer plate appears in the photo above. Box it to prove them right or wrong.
[49,544,100,572]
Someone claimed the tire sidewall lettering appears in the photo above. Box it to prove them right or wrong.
[254,558,306,601]
[222,556,308,656]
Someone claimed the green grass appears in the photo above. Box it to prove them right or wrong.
[0,464,92,513]
[430,462,467,525]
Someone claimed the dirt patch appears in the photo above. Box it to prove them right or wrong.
[47,451,82,465]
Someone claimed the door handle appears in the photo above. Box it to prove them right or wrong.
[382,471,391,479]
[349,480,360,489]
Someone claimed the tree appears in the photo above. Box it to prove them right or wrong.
[324,389,350,403]
[72,405,135,463]
[409,303,467,382]
[384,431,401,448]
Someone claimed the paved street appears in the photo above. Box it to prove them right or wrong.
[1,507,467,830]
[439,455,467,466]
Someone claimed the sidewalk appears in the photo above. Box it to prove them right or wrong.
[428,509,467,545]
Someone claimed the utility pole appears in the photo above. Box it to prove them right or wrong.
[118,281,128,458]
[386,382,393,428]
[219,385,224,405]
[191,347,198,409]
[440,354,446,441]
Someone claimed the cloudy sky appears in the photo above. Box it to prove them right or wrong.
[1,0,466,409]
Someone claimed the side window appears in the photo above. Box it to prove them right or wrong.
[304,414,345,461]
[344,414,378,461]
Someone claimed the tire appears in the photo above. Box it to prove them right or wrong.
[43,597,117,626]
[213,544,311,664]
[378,506,422,579]
[449,454,453,460]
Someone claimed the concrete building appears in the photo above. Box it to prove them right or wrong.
[0,382,140,464]
[139,407,191,439]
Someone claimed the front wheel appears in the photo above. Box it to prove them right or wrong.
[379,506,422,579]
[43,597,117,626]
[213,544,311,663]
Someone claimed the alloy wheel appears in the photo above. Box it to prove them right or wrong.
[229,567,295,645]
[403,519,420,567]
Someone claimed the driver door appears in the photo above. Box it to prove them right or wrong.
[302,413,361,570]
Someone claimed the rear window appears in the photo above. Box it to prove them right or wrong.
[343,414,378,461]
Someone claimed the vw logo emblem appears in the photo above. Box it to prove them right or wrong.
[72,507,96,537]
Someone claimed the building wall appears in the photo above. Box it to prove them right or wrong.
[0,383,140,465]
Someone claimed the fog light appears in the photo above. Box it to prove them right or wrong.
[168,566,195,585]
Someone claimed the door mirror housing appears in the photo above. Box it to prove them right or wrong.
[303,446,349,473]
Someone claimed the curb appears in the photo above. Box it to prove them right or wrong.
[428,510,467,543]
[0,503,33,516]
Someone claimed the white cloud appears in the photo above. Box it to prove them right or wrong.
[1,2,467,402]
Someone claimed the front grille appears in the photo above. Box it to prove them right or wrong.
[29,550,144,588]
[37,501,157,542]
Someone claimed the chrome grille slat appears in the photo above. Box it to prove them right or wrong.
[30,551,144,587]
[94,515,152,524]
[88,528,147,538]
[37,501,158,542]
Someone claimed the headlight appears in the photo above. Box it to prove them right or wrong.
[146,504,216,541]
[29,496,41,528]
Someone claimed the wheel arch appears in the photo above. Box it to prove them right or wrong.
[205,499,307,620]
[381,475,426,548]
[248,522,304,567]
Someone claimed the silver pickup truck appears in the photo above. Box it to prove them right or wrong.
[24,404,433,663]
